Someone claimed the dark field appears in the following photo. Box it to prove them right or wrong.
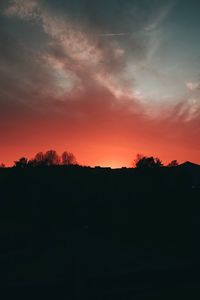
[0,164,200,299]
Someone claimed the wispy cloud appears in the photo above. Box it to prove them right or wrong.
[3,0,138,102]
[145,1,176,32]
[186,81,200,91]
[2,0,200,123]
[4,0,39,20]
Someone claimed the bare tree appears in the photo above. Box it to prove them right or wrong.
[35,152,45,162]
[61,151,77,166]
[32,152,46,166]
[44,150,60,166]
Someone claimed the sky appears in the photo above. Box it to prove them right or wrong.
[0,0,200,167]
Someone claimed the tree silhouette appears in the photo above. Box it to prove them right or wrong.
[134,154,163,168]
[29,152,47,166]
[134,154,144,167]
[0,163,5,168]
[34,152,46,165]
[12,150,78,168]
[168,160,179,167]
[61,151,77,166]
[14,157,28,168]
[44,150,60,166]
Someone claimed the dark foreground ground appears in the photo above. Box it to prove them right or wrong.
[1,164,200,299]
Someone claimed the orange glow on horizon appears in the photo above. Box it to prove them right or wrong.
[1,139,200,168]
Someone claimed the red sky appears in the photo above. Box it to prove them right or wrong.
[1,0,200,167]
[1,86,200,167]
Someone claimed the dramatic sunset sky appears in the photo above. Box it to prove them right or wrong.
[0,0,200,167]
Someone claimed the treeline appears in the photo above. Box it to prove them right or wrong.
[0,151,180,169]
[134,154,179,168]
[13,150,77,168]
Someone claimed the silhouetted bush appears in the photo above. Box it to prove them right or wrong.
[14,157,28,168]
[134,154,163,168]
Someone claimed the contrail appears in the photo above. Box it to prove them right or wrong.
[98,33,129,37]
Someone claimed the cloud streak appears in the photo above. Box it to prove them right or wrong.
[4,0,128,94]
[98,33,130,37]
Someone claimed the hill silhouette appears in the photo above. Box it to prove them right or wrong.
[0,164,200,298]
